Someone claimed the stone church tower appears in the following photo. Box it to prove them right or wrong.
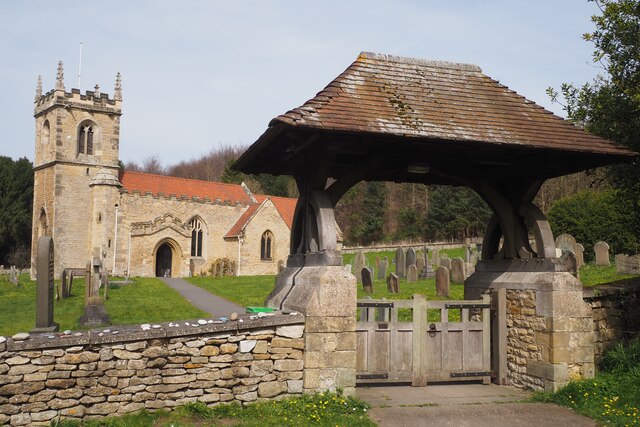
[31,62,123,277]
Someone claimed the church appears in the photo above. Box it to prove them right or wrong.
[30,62,298,278]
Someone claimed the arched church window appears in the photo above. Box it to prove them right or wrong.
[78,121,96,155]
[189,217,204,257]
[42,120,50,144]
[261,230,273,261]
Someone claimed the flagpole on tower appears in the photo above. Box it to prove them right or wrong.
[78,42,83,88]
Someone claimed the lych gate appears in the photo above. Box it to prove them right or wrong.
[234,52,636,394]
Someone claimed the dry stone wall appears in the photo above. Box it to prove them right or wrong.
[584,284,640,365]
[0,313,304,426]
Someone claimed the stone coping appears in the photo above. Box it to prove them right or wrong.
[583,281,640,299]
[3,311,304,352]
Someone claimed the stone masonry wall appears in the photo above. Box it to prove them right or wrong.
[0,313,305,426]
[506,289,546,390]
[585,284,640,366]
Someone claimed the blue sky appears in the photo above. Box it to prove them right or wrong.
[1,1,603,166]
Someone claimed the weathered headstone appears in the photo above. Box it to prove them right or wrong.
[377,260,387,280]
[395,247,406,278]
[575,243,585,268]
[594,241,611,266]
[431,249,440,268]
[33,236,59,333]
[465,238,472,262]
[555,233,578,254]
[416,255,425,274]
[387,273,399,293]
[616,253,640,274]
[9,265,18,286]
[344,264,352,274]
[80,259,111,327]
[375,256,381,269]
[362,267,373,294]
[440,256,451,270]
[354,250,366,283]
[435,266,450,297]
[407,264,418,283]
[406,248,417,271]
[450,257,466,283]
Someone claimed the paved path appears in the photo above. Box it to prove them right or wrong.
[160,278,244,317]
[357,383,597,427]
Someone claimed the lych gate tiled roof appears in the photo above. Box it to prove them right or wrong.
[120,171,254,205]
[273,52,634,156]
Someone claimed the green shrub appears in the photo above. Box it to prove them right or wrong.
[547,189,640,261]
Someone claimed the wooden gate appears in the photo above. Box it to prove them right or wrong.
[356,294,491,386]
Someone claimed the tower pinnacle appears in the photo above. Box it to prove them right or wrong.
[55,61,64,91]
[114,72,122,101]
[35,75,42,101]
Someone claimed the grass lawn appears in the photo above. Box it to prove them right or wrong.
[532,338,640,426]
[0,275,207,337]
[579,263,640,287]
[186,275,276,308]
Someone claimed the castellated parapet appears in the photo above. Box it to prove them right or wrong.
[33,61,122,170]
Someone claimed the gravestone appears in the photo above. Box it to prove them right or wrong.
[9,265,18,286]
[344,264,352,274]
[450,257,466,283]
[375,256,381,269]
[416,254,425,274]
[575,244,585,268]
[33,236,59,333]
[405,248,417,271]
[387,273,399,293]
[440,256,451,270]
[61,269,70,299]
[377,260,388,280]
[616,253,640,274]
[555,233,578,254]
[435,266,450,297]
[361,267,373,294]
[431,249,440,268]
[395,247,406,278]
[354,250,366,283]
[80,257,111,327]
[407,264,418,283]
[189,259,195,277]
[594,241,611,266]
[465,238,472,262]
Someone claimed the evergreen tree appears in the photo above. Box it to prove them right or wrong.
[0,156,33,267]
[352,181,387,245]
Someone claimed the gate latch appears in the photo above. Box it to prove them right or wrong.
[428,323,437,337]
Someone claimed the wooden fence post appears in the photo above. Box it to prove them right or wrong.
[412,294,428,387]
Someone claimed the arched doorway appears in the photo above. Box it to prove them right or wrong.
[155,243,173,277]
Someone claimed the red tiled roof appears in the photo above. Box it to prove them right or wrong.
[120,171,253,205]
[224,195,297,238]
[224,202,262,238]
[268,196,297,230]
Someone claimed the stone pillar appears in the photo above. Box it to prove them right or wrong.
[270,266,357,395]
[466,265,595,392]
